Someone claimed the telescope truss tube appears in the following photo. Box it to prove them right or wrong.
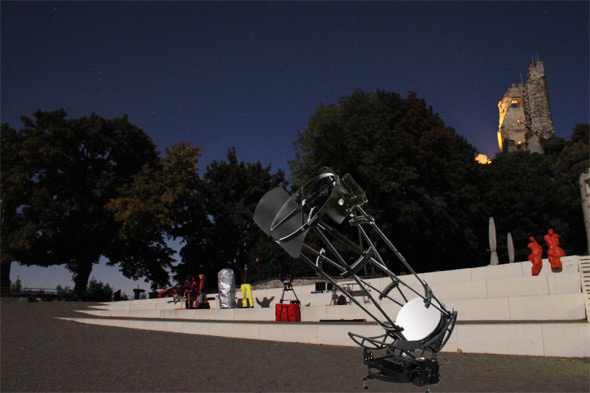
[253,170,457,389]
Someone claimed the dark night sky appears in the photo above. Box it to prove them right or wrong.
[2,1,589,293]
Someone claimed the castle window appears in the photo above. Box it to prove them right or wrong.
[511,99,519,108]
[517,119,522,125]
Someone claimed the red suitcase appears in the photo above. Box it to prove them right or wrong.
[275,302,301,322]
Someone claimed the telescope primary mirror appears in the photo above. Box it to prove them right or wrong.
[253,169,457,391]
[395,297,443,341]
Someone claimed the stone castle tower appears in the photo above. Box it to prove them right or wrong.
[497,60,554,153]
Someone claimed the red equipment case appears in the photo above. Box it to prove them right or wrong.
[275,302,301,322]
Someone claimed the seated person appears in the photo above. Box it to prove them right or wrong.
[194,273,210,309]
[183,275,197,309]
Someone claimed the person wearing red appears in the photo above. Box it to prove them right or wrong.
[527,236,543,275]
[544,229,564,272]
[183,275,197,309]
[194,273,209,309]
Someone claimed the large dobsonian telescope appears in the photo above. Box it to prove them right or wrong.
[254,170,457,392]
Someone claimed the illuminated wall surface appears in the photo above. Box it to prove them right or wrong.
[498,61,554,153]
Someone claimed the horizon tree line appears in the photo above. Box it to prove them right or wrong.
[2,90,588,296]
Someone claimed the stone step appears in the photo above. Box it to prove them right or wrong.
[66,256,589,358]
[579,255,590,322]
[59,315,590,358]
[80,291,587,323]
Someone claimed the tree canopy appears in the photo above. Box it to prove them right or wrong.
[290,90,487,272]
[2,104,587,294]
[105,141,203,290]
[1,110,199,295]
[480,123,589,261]
[175,148,290,284]
[289,89,588,272]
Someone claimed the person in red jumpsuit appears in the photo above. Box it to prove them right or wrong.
[544,229,564,272]
[527,236,543,276]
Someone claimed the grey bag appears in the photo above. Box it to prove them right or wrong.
[218,268,237,309]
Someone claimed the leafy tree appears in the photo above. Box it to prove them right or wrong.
[1,110,174,296]
[290,89,487,273]
[541,135,567,156]
[481,124,589,261]
[85,278,113,302]
[557,124,590,172]
[1,123,30,293]
[10,276,22,292]
[178,148,289,283]
[106,141,203,290]
[56,284,73,297]
[481,151,556,261]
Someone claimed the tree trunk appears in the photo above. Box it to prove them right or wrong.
[73,261,93,298]
[1,260,11,294]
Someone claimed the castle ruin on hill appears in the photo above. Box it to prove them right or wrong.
[497,59,554,153]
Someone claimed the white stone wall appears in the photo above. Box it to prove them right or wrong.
[79,256,589,357]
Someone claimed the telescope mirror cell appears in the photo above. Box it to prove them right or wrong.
[395,297,443,341]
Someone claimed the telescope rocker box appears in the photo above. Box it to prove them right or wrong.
[275,302,301,322]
